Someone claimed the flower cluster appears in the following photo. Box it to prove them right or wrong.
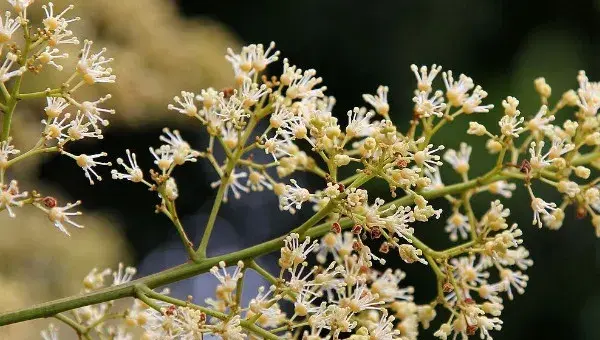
[0,21,589,340]
[0,0,115,235]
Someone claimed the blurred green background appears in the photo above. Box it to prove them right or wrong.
[2,0,600,339]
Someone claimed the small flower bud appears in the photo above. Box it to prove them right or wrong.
[563,120,578,136]
[333,154,351,166]
[561,90,578,106]
[574,166,591,179]
[534,77,551,98]
[584,132,600,145]
[486,139,503,154]
[363,137,377,150]
[398,244,425,264]
[502,96,520,116]
[467,121,487,136]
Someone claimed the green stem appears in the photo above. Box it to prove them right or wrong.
[164,201,198,262]
[248,260,278,285]
[197,117,260,258]
[5,145,58,168]
[54,313,88,338]
[17,88,61,100]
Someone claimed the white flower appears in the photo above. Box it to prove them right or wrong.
[42,3,79,31]
[363,85,390,116]
[286,68,325,99]
[445,212,470,241]
[216,95,248,123]
[262,131,294,161]
[499,112,525,138]
[112,263,136,286]
[547,137,574,160]
[211,170,250,202]
[443,142,472,175]
[0,180,28,217]
[246,170,272,191]
[76,40,115,85]
[111,149,144,183]
[75,94,115,130]
[462,85,493,114]
[226,45,255,77]
[251,41,280,71]
[0,138,19,168]
[477,316,503,340]
[159,128,199,165]
[196,87,220,109]
[283,115,308,140]
[424,167,444,191]
[382,204,415,240]
[410,64,442,93]
[346,107,375,137]
[278,179,311,213]
[0,52,25,82]
[212,314,246,340]
[368,310,401,340]
[577,70,600,116]
[240,78,268,107]
[168,91,198,117]
[46,200,84,236]
[486,180,516,198]
[528,141,550,170]
[343,283,384,312]
[42,113,71,142]
[44,97,70,118]
[443,71,474,107]
[370,268,414,302]
[149,145,173,172]
[452,256,488,285]
[62,151,112,185]
[528,186,557,228]
[410,142,445,171]
[7,0,34,12]
[68,112,103,140]
[48,25,79,46]
[210,260,245,294]
[0,11,20,43]
[526,105,554,133]
[413,90,446,118]
[280,233,319,269]
[500,269,528,300]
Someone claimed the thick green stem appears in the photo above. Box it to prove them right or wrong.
[197,118,260,258]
